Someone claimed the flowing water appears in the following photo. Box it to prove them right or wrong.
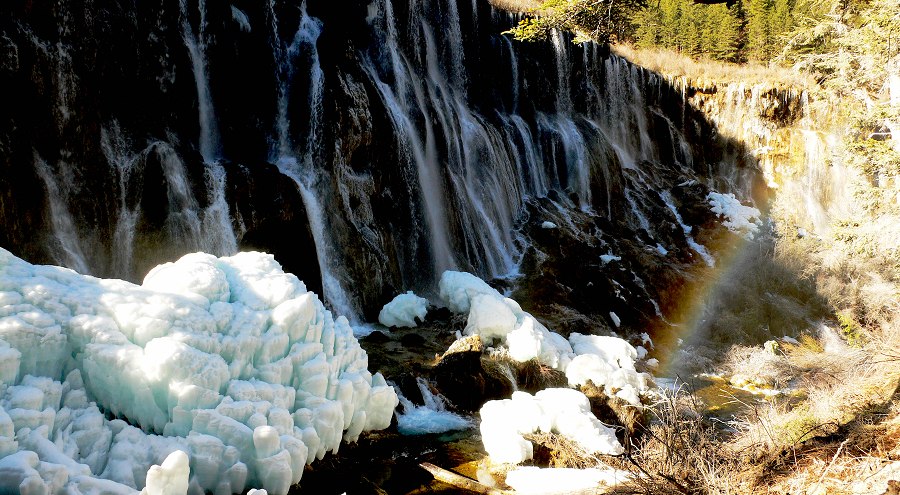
[2,0,832,316]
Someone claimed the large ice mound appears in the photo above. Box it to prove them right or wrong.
[0,249,398,494]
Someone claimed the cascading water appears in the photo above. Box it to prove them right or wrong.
[0,0,766,318]
[101,123,141,277]
[265,0,757,306]
[363,0,459,280]
[179,0,221,164]
[267,1,359,320]
[34,154,90,274]
[662,191,715,267]
[201,163,239,255]
[393,377,472,435]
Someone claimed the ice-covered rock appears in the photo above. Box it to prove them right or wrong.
[440,271,574,371]
[438,271,498,314]
[140,450,189,495]
[377,291,428,328]
[479,389,624,465]
[439,271,652,405]
[0,248,398,495]
[566,333,650,406]
[707,192,761,239]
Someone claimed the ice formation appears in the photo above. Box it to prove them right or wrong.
[707,192,761,239]
[479,389,624,465]
[439,271,652,406]
[540,221,558,229]
[377,291,428,328]
[609,311,621,328]
[504,466,631,494]
[0,248,398,494]
[599,254,621,265]
[567,333,649,406]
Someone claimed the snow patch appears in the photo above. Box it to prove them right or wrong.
[440,272,651,406]
[505,466,631,494]
[479,389,624,465]
[566,333,648,406]
[540,221,558,229]
[707,192,761,239]
[599,254,621,265]
[609,311,621,327]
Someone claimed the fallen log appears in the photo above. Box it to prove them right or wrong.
[419,462,508,495]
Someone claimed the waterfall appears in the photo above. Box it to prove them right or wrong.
[156,144,205,248]
[200,163,239,255]
[101,123,141,278]
[34,154,90,274]
[661,191,715,267]
[179,0,221,164]
[268,1,357,320]
[365,0,459,279]
[1,0,767,317]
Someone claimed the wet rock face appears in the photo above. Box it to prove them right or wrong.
[432,352,514,413]
[0,0,319,283]
[0,0,768,320]
[224,161,322,295]
[511,182,734,342]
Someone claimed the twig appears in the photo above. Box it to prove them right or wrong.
[812,439,848,491]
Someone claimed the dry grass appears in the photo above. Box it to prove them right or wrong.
[612,44,817,90]
[613,386,748,495]
[487,0,542,13]
[525,431,606,469]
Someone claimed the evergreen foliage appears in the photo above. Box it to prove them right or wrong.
[504,0,647,44]
[632,0,743,61]
[629,0,816,62]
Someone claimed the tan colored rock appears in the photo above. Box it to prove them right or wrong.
[442,334,484,358]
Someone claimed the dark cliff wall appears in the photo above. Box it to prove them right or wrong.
[0,0,765,322]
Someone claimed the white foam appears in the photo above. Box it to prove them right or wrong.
[394,378,471,436]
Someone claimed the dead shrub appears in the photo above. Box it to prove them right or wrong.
[515,358,569,394]
[524,431,603,469]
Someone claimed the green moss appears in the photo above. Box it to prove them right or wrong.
[797,334,824,354]
[775,405,820,445]
[837,311,866,348]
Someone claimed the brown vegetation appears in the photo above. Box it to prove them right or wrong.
[487,0,542,13]
[612,44,817,89]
